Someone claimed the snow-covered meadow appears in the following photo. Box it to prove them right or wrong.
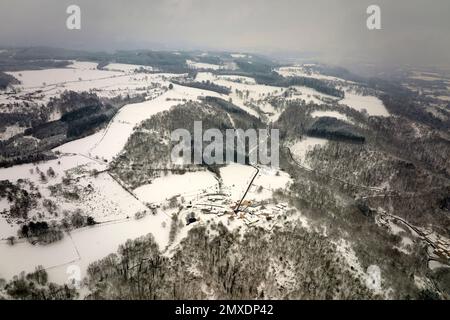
[311,110,352,122]
[276,65,345,82]
[340,91,389,117]
[186,60,223,70]
[1,61,176,106]
[0,210,171,284]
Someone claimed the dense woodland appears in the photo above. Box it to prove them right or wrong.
[85,223,375,300]
[172,80,231,95]
[306,117,365,143]
[112,99,264,188]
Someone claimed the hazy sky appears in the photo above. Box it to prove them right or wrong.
[1,0,449,68]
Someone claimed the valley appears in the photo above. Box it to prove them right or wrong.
[0,48,449,300]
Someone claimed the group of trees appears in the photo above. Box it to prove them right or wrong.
[172,80,231,95]
[60,210,96,230]
[381,93,450,132]
[282,77,345,98]
[0,47,71,71]
[1,266,77,300]
[16,211,96,244]
[19,221,63,244]
[369,112,450,178]
[257,78,450,298]
[279,152,441,299]
[24,92,112,140]
[306,117,365,143]
[0,112,36,130]
[0,71,19,89]
[0,180,39,219]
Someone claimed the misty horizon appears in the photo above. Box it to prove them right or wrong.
[0,0,449,71]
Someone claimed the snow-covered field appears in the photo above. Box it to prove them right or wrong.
[311,110,351,122]
[195,69,389,122]
[220,163,257,200]
[0,154,104,183]
[8,61,116,89]
[276,65,346,82]
[1,61,175,106]
[103,63,153,73]
[250,166,292,201]
[0,154,140,233]
[0,210,171,284]
[186,60,222,70]
[339,91,389,117]
[74,173,149,221]
[217,75,257,85]
[134,171,219,204]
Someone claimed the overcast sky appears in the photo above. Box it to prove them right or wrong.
[1,0,449,69]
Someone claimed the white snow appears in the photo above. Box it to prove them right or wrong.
[217,75,256,85]
[0,236,80,282]
[195,72,281,118]
[7,61,119,89]
[0,214,16,239]
[186,60,222,70]
[103,63,153,73]
[72,173,149,222]
[2,61,179,105]
[250,167,292,201]
[230,53,251,58]
[276,65,345,82]
[134,171,219,204]
[0,154,103,183]
[0,211,170,284]
[339,92,389,117]
[220,163,257,200]
[311,110,350,122]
